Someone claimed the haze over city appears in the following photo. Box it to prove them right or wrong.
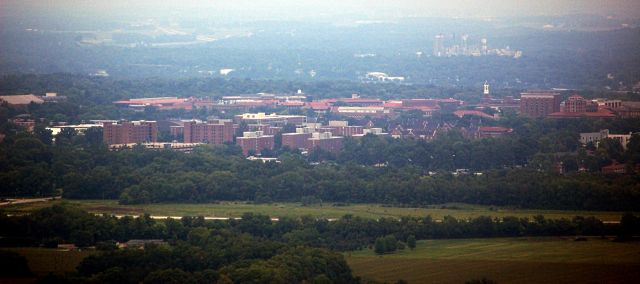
[3,0,640,21]
[1,1,640,283]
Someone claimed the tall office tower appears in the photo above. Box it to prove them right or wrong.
[481,38,488,55]
[461,34,469,55]
[433,34,445,57]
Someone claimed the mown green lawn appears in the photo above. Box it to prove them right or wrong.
[346,237,640,283]
[1,199,629,221]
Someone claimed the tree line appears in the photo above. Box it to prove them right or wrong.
[2,128,640,211]
[3,205,639,282]
[2,205,639,251]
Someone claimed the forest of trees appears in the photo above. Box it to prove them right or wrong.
[2,108,640,210]
[2,205,640,282]
[1,126,640,210]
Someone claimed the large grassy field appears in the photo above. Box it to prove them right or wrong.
[346,237,640,284]
[1,199,629,221]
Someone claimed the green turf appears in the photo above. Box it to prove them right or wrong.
[346,237,640,284]
[1,199,629,222]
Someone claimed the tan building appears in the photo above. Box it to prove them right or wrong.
[580,129,634,149]
[234,113,306,127]
[332,106,394,118]
[0,94,44,106]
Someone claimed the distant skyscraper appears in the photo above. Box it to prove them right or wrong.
[461,34,469,55]
[481,38,488,55]
[433,34,445,57]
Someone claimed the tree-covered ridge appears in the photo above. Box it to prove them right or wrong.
[2,121,640,210]
[2,205,640,282]
[2,204,639,251]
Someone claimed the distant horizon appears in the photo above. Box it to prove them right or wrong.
[2,0,640,23]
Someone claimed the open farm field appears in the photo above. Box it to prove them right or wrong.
[1,199,629,222]
[346,237,640,283]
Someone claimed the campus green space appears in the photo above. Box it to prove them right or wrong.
[1,199,629,221]
[346,237,640,284]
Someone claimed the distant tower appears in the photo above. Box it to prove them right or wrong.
[461,34,469,55]
[482,81,491,104]
[481,38,488,55]
[433,34,445,57]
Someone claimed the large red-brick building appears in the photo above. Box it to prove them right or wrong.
[282,132,312,150]
[564,95,587,113]
[182,119,234,144]
[236,131,275,155]
[317,121,364,137]
[306,132,343,153]
[103,121,158,145]
[519,92,561,117]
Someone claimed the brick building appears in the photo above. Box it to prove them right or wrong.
[615,102,640,118]
[519,92,561,117]
[281,132,312,150]
[306,132,343,153]
[248,124,282,135]
[322,121,364,137]
[103,121,157,145]
[564,95,587,113]
[236,131,274,155]
[183,119,234,144]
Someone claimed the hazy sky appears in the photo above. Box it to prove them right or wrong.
[3,0,640,21]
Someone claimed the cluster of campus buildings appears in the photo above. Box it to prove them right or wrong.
[96,114,389,156]
[109,85,640,121]
[517,92,639,118]
[4,86,640,159]
[112,92,463,119]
